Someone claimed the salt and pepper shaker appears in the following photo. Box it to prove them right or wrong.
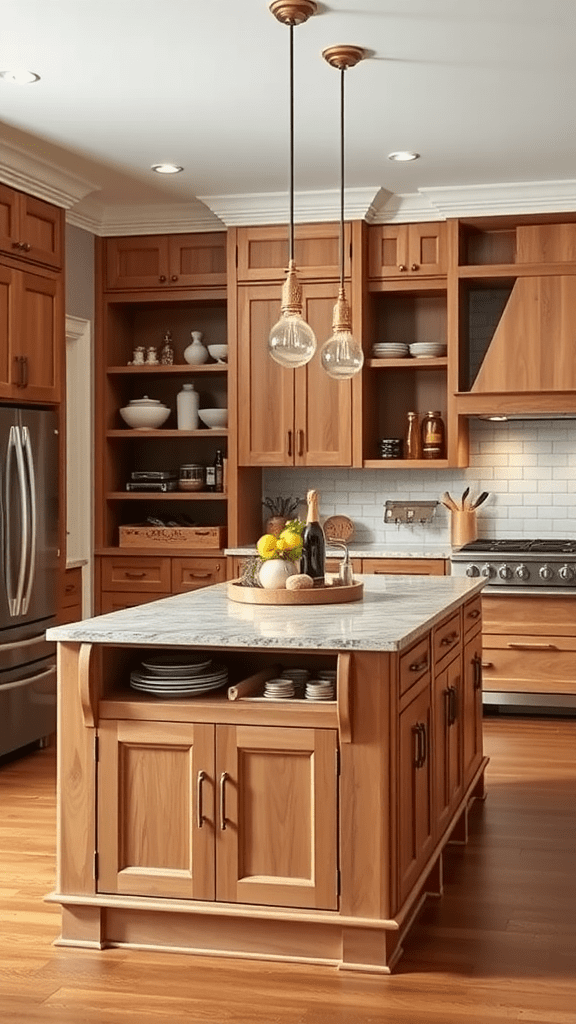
[146,346,159,365]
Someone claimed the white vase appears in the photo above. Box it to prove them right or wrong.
[258,559,297,590]
[176,383,199,430]
[184,331,208,365]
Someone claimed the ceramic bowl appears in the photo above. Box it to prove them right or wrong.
[207,344,228,363]
[119,397,170,430]
[198,407,228,429]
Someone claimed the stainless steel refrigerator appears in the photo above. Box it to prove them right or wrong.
[0,405,58,758]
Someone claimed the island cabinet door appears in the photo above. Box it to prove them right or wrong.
[397,683,434,907]
[462,628,483,786]
[433,656,464,838]
[96,720,216,901]
[215,725,338,910]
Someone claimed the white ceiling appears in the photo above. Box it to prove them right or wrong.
[2,0,576,232]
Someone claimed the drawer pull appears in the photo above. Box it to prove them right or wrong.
[219,771,229,831]
[507,642,557,650]
[413,722,427,768]
[481,661,494,669]
[440,630,459,646]
[468,608,480,619]
[409,658,428,673]
[124,571,147,579]
[472,653,483,690]
[197,770,206,829]
[65,583,75,594]
[187,572,211,580]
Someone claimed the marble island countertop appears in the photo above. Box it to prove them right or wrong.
[226,545,452,559]
[47,575,484,653]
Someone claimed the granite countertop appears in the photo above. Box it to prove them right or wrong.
[47,575,484,653]
[226,545,452,559]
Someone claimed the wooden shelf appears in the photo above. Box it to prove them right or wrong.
[363,459,450,470]
[106,429,228,439]
[107,364,227,375]
[367,357,447,369]
[105,491,228,501]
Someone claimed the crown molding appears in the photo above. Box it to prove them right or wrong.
[372,180,576,223]
[65,314,90,343]
[66,198,225,236]
[198,187,386,226]
[0,139,100,209]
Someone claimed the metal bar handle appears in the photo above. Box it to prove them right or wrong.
[409,657,428,673]
[297,429,304,457]
[197,770,206,829]
[287,430,293,458]
[507,642,557,650]
[444,687,452,728]
[473,653,483,690]
[8,426,29,617]
[0,632,50,653]
[219,771,229,830]
[21,426,37,616]
[440,630,459,647]
[420,722,427,766]
[412,724,421,769]
[0,664,56,692]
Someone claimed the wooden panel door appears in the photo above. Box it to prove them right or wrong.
[104,236,170,290]
[0,184,20,259]
[368,223,446,279]
[462,629,483,786]
[397,683,433,905]
[20,193,63,270]
[97,719,215,900]
[236,223,350,283]
[168,233,226,288]
[434,655,463,837]
[215,725,338,910]
[236,285,295,466]
[15,271,61,402]
[0,264,16,397]
[294,282,352,466]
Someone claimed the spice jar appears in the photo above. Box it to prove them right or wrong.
[421,411,446,459]
[405,411,421,459]
[160,330,174,365]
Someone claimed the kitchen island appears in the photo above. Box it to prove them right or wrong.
[47,574,486,973]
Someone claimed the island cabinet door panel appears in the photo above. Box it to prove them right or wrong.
[462,628,483,786]
[97,720,216,901]
[397,684,433,907]
[433,656,464,837]
[237,286,295,467]
[215,725,338,910]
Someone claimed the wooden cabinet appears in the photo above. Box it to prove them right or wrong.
[97,717,337,910]
[103,233,226,290]
[58,566,83,624]
[361,558,447,575]
[462,624,483,785]
[235,223,350,283]
[368,223,446,280]
[172,556,226,592]
[236,281,352,466]
[97,554,226,612]
[397,678,433,905]
[0,264,62,402]
[0,184,63,270]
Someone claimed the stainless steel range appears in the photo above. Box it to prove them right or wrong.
[451,538,576,592]
[451,539,576,715]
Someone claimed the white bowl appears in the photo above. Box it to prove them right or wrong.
[119,397,170,430]
[207,344,228,363]
[198,407,228,429]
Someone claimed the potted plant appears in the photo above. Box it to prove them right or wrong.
[262,495,303,536]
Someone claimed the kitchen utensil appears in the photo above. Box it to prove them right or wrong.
[440,491,459,512]
[471,490,490,510]
[461,486,470,510]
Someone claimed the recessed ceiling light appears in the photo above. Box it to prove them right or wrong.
[151,163,184,174]
[0,70,41,84]
[388,151,419,162]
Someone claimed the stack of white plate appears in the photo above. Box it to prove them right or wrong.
[264,678,295,700]
[408,342,447,358]
[280,668,310,697]
[130,652,228,697]
[305,679,335,701]
[372,343,409,359]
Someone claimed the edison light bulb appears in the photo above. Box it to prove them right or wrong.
[268,260,317,368]
[320,288,364,379]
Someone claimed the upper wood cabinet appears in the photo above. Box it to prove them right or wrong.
[368,223,446,280]
[235,223,351,282]
[0,264,62,403]
[0,184,63,270]
[103,232,227,290]
[236,281,353,467]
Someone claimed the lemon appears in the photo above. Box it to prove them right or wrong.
[278,529,301,550]
[257,534,278,559]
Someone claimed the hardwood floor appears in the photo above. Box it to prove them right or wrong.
[1,716,575,1023]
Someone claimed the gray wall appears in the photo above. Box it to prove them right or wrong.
[65,224,95,320]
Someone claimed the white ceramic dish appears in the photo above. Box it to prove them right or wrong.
[119,397,170,430]
[207,344,228,363]
[198,408,228,429]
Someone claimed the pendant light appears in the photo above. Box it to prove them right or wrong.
[320,45,365,380]
[268,0,318,369]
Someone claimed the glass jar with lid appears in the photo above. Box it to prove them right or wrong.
[178,464,205,491]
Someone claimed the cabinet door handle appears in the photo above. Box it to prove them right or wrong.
[481,661,494,669]
[14,356,25,388]
[472,652,483,690]
[444,687,452,728]
[412,723,422,769]
[398,264,407,272]
[23,242,31,252]
[507,642,557,650]
[187,571,211,580]
[219,771,228,830]
[171,275,178,282]
[448,685,458,726]
[22,356,28,388]
[440,630,459,646]
[468,608,481,620]
[411,263,419,271]
[197,770,206,828]
[297,429,305,457]
[409,657,428,673]
[124,570,147,579]
[159,275,166,283]
[287,430,293,457]
[420,722,427,766]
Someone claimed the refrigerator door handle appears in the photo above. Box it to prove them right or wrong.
[0,632,51,654]
[5,425,30,617]
[20,426,37,617]
[0,664,56,693]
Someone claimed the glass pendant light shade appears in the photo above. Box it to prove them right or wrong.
[269,260,317,368]
[320,286,364,379]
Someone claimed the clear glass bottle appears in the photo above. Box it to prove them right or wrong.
[421,410,446,459]
[213,449,224,493]
[405,411,421,459]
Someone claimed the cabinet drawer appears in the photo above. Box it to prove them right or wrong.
[433,611,462,666]
[463,595,482,634]
[99,591,166,614]
[60,567,82,606]
[325,557,362,575]
[172,557,226,592]
[482,635,576,694]
[101,557,172,592]
[362,558,446,576]
[399,636,431,697]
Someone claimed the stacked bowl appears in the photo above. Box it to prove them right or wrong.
[372,342,409,359]
[409,342,447,358]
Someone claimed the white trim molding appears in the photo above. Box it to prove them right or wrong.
[64,315,93,617]
[66,198,225,236]
[0,139,100,209]
[198,187,388,226]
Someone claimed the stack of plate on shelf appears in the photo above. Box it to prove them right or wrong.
[263,678,296,700]
[409,342,447,358]
[305,679,335,701]
[372,342,409,359]
[279,667,310,697]
[130,652,228,698]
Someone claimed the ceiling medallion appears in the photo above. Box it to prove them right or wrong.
[268,0,317,26]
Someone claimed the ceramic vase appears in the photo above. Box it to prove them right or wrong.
[184,331,208,365]
[258,558,297,590]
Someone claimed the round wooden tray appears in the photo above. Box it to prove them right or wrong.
[227,579,363,606]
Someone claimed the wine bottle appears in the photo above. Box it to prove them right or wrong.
[301,489,326,588]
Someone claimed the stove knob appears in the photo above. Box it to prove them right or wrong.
[559,564,575,582]
[498,564,513,580]
[539,564,554,581]
[516,564,530,581]
[480,563,495,579]
[465,564,480,577]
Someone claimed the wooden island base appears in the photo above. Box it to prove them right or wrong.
[47,577,486,975]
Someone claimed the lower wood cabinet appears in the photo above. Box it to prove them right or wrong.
[97,719,338,910]
[433,653,463,837]
[397,678,433,906]
[58,566,83,624]
[97,554,226,612]
[463,625,483,785]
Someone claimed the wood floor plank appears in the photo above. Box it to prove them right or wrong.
[0,717,575,1022]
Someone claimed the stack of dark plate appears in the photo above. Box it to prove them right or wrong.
[130,652,228,698]
[379,437,403,460]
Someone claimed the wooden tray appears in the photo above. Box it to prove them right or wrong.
[227,580,363,606]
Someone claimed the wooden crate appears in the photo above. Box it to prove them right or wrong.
[119,525,227,549]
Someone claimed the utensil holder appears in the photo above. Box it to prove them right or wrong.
[451,510,478,548]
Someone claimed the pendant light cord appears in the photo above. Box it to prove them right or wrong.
[339,66,345,289]
[289,23,295,264]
